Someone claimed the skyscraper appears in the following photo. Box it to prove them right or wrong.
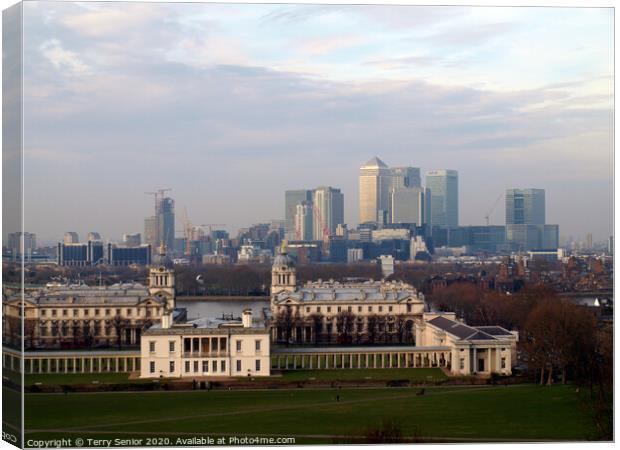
[426,170,459,228]
[284,189,313,238]
[144,216,159,248]
[294,202,314,241]
[158,197,175,252]
[505,189,558,250]
[505,189,545,225]
[312,186,344,240]
[63,232,79,244]
[390,167,421,189]
[391,187,425,225]
[359,157,391,224]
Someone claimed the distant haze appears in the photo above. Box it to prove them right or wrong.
[14,3,613,244]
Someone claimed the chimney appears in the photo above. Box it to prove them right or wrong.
[242,309,252,328]
[161,311,173,329]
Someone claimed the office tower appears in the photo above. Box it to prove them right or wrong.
[505,189,545,225]
[294,202,314,241]
[608,236,614,255]
[87,232,102,242]
[285,190,313,237]
[391,187,424,225]
[107,243,151,266]
[313,186,344,240]
[359,157,391,224]
[7,231,36,261]
[426,170,459,228]
[158,197,175,251]
[64,231,79,244]
[123,233,142,246]
[144,216,158,247]
[58,241,104,266]
[585,233,593,250]
[391,167,421,189]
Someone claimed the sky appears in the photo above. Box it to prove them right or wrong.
[12,1,614,244]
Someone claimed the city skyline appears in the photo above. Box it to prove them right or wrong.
[14,2,613,243]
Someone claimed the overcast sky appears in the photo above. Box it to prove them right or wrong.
[17,2,613,244]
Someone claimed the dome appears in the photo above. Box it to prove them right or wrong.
[273,252,295,269]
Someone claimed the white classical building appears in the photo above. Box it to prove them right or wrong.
[139,309,271,378]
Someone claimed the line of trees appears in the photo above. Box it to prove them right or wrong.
[273,306,414,346]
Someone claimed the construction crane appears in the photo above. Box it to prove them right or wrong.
[183,207,192,257]
[484,193,503,226]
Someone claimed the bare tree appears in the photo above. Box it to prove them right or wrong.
[335,310,356,345]
[309,312,324,345]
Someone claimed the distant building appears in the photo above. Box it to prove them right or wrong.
[123,233,142,247]
[294,202,314,241]
[378,254,395,277]
[158,197,175,252]
[505,189,558,251]
[312,186,344,240]
[359,156,391,224]
[391,187,424,225]
[144,216,159,248]
[284,190,313,238]
[107,244,152,266]
[391,166,421,189]
[505,189,545,225]
[426,170,458,228]
[347,248,364,262]
[87,232,102,242]
[63,232,79,244]
[7,231,36,261]
[57,241,104,266]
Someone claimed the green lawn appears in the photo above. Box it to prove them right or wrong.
[279,368,447,382]
[22,372,154,386]
[20,384,600,444]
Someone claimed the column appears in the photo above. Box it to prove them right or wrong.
[472,347,477,373]
[495,348,501,374]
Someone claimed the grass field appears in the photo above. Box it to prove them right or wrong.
[15,384,599,444]
[278,368,447,382]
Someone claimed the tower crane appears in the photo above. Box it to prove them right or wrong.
[484,193,503,226]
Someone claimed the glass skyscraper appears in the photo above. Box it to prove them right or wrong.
[425,170,459,228]
[505,188,545,225]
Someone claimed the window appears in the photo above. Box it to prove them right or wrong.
[236,360,242,372]
[40,326,47,336]
[388,306,393,312]
[306,307,310,313]
[194,361,199,373]
[236,340,242,352]
[501,358,506,369]
[327,307,331,313]
[358,306,362,312]
[407,304,412,313]
[105,309,110,316]
[41,310,47,316]
[95,309,100,316]
[73,309,78,317]
[84,309,90,316]
[255,340,261,351]
[126,309,132,316]
[169,361,175,373]
[378,306,383,312]
[221,360,226,372]
[63,309,68,316]
[368,306,373,312]
[460,358,465,370]
[212,360,217,372]
[348,306,352,312]
[116,309,121,315]
[150,362,155,373]
[317,307,321,313]
[337,306,341,312]
[149,341,156,353]
[185,361,190,373]
[169,341,175,352]
[52,309,57,317]
[202,361,209,372]
[255,360,261,372]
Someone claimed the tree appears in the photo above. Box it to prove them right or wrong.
[308,312,324,345]
[366,315,379,344]
[394,315,409,344]
[113,314,129,350]
[275,306,295,346]
[335,310,355,344]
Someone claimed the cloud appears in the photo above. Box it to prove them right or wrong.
[39,39,91,75]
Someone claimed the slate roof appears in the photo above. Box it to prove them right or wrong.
[275,280,422,304]
[427,316,498,341]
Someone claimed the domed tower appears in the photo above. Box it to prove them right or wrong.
[148,243,175,310]
[271,249,296,296]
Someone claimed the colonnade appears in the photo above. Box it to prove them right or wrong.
[271,349,451,370]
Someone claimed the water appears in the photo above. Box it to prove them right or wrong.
[177,299,270,320]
